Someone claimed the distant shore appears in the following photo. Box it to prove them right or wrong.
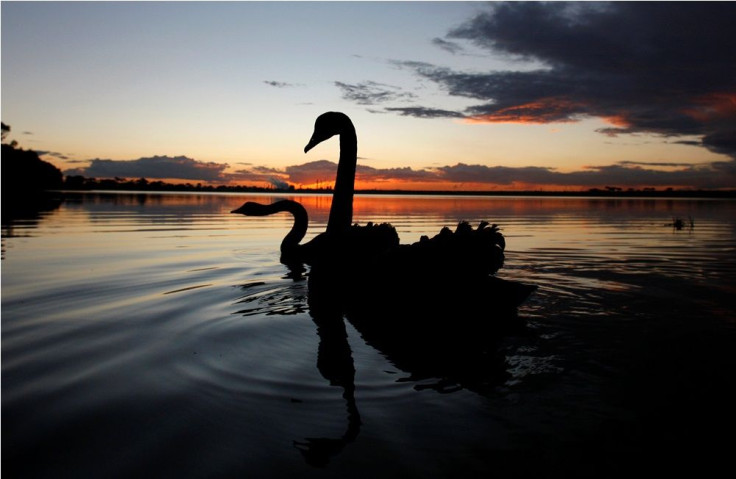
[54,175,736,198]
[56,187,736,199]
[342,189,736,198]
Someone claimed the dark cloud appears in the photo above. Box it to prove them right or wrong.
[702,130,736,158]
[228,168,275,183]
[65,155,228,181]
[37,150,70,160]
[618,161,699,168]
[357,164,438,183]
[385,106,465,119]
[431,37,464,55]
[671,140,702,147]
[381,2,736,163]
[283,160,341,185]
[230,166,291,189]
[335,81,416,105]
[263,80,301,88]
[434,161,735,189]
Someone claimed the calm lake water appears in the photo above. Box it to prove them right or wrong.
[3,192,736,478]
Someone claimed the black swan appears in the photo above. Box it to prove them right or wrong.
[232,111,535,319]
[231,199,399,268]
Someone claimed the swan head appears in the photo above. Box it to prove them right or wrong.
[304,111,352,153]
[231,202,263,215]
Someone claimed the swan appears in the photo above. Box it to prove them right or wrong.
[232,112,400,268]
[232,112,504,270]
[231,199,399,267]
[231,111,535,313]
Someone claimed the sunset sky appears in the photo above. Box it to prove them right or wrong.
[2,1,735,191]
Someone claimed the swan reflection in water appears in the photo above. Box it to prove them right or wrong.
[293,308,362,467]
[233,278,518,467]
[231,112,536,465]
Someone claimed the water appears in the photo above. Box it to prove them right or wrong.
[3,192,736,478]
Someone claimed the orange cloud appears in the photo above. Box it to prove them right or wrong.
[683,92,736,123]
[602,114,632,128]
[464,97,582,124]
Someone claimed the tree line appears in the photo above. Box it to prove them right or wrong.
[62,175,294,193]
[2,122,64,202]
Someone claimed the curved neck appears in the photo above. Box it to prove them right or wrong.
[326,121,357,234]
[245,200,308,252]
[280,201,309,253]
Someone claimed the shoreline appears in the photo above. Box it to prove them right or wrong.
[53,188,736,199]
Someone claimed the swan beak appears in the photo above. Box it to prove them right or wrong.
[304,136,322,153]
[304,131,333,153]
[304,139,317,154]
[231,205,246,214]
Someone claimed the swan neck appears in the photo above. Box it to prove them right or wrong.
[278,200,309,252]
[327,124,357,234]
[245,200,307,252]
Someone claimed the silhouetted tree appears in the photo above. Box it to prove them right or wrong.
[2,123,64,206]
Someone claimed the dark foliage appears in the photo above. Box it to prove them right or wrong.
[2,144,64,212]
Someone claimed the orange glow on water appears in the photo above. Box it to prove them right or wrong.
[53,191,731,226]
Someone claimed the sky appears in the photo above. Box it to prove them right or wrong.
[2,1,735,191]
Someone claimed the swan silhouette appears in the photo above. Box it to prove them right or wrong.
[232,112,400,270]
[231,198,398,268]
[232,111,535,315]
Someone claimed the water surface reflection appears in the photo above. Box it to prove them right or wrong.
[2,192,736,478]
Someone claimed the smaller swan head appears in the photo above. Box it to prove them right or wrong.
[304,111,352,153]
[231,202,264,215]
